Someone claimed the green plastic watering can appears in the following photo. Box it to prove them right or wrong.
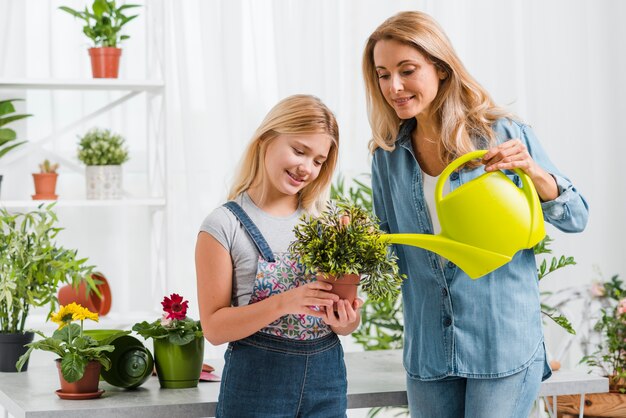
[382,150,545,279]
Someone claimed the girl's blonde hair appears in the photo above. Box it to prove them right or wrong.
[362,11,511,165]
[228,94,339,213]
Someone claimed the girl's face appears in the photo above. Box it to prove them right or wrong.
[263,133,332,198]
[373,39,445,120]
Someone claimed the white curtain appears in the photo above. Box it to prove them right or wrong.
[1,0,625,364]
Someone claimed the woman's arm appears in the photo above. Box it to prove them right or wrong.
[195,232,340,345]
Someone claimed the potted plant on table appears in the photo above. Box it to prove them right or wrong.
[77,127,130,199]
[132,293,204,389]
[16,303,127,399]
[0,98,32,198]
[32,159,60,200]
[59,0,141,78]
[289,200,405,305]
[0,204,97,372]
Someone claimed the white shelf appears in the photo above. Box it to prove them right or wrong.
[0,78,164,91]
[0,198,166,209]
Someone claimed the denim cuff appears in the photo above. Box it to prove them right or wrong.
[540,173,572,221]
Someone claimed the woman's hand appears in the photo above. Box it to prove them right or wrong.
[323,298,364,335]
[277,281,339,317]
[482,139,558,201]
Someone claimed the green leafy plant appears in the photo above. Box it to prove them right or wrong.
[0,204,97,334]
[133,293,203,345]
[0,99,31,160]
[77,127,130,166]
[581,274,626,392]
[290,200,405,302]
[16,303,128,381]
[59,0,140,48]
[535,235,577,335]
[38,159,59,174]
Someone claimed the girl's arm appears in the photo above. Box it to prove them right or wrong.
[195,232,340,346]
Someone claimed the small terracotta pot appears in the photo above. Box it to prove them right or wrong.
[316,273,361,308]
[32,173,58,200]
[56,359,101,393]
[57,273,112,316]
[88,47,122,78]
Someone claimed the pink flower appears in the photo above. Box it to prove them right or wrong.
[617,299,626,316]
[161,293,188,320]
[590,282,606,298]
[160,314,173,328]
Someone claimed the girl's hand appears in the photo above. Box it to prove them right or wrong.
[322,298,363,329]
[481,139,558,201]
[278,281,339,317]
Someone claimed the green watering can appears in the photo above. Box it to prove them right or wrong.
[382,150,546,279]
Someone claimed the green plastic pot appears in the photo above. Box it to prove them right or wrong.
[154,336,204,389]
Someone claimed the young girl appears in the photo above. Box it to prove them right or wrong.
[362,11,588,418]
[195,94,362,417]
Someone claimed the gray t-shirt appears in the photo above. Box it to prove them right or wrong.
[199,193,304,306]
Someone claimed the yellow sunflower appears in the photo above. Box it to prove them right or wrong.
[50,303,99,329]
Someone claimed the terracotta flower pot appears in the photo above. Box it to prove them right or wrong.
[55,359,103,399]
[317,273,361,308]
[57,273,112,316]
[88,47,122,78]
[32,173,58,200]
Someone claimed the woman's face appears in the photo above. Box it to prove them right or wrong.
[263,133,332,197]
[373,39,445,120]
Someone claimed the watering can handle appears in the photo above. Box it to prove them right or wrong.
[435,150,541,213]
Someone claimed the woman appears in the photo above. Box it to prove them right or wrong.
[362,11,588,418]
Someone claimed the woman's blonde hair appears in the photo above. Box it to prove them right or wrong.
[228,94,339,213]
[362,11,511,165]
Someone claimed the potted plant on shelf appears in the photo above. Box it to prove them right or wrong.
[0,98,32,198]
[289,200,405,305]
[16,303,128,399]
[32,159,60,200]
[77,127,129,199]
[0,203,97,372]
[59,0,141,78]
[132,293,204,389]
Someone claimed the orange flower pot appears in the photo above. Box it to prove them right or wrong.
[32,173,58,200]
[55,359,103,399]
[317,273,361,309]
[88,47,122,78]
[57,273,112,316]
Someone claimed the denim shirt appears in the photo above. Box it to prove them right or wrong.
[371,118,589,380]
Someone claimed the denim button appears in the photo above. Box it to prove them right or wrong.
[442,288,448,297]
[443,317,452,327]
[447,261,455,269]
[450,172,459,181]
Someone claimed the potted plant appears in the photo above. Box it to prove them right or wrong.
[0,204,97,372]
[59,0,141,78]
[132,293,204,389]
[16,303,127,399]
[289,200,405,305]
[0,98,31,198]
[77,127,130,199]
[32,159,60,200]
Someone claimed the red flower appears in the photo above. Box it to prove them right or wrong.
[161,293,188,320]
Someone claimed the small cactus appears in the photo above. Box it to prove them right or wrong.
[39,159,59,174]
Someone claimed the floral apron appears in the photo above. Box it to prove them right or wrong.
[223,201,332,340]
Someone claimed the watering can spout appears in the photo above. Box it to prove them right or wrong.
[382,234,513,279]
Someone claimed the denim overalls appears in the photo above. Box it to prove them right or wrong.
[216,202,347,418]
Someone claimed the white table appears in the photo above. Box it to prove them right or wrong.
[0,350,608,417]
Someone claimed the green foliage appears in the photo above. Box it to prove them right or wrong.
[77,127,130,165]
[581,274,626,388]
[534,235,577,334]
[0,99,31,160]
[39,159,59,174]
[59,0,141,48]
[133,317,203,346]
[0,204,96,333]
[16,323,128,381]
[290,200,405,302]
